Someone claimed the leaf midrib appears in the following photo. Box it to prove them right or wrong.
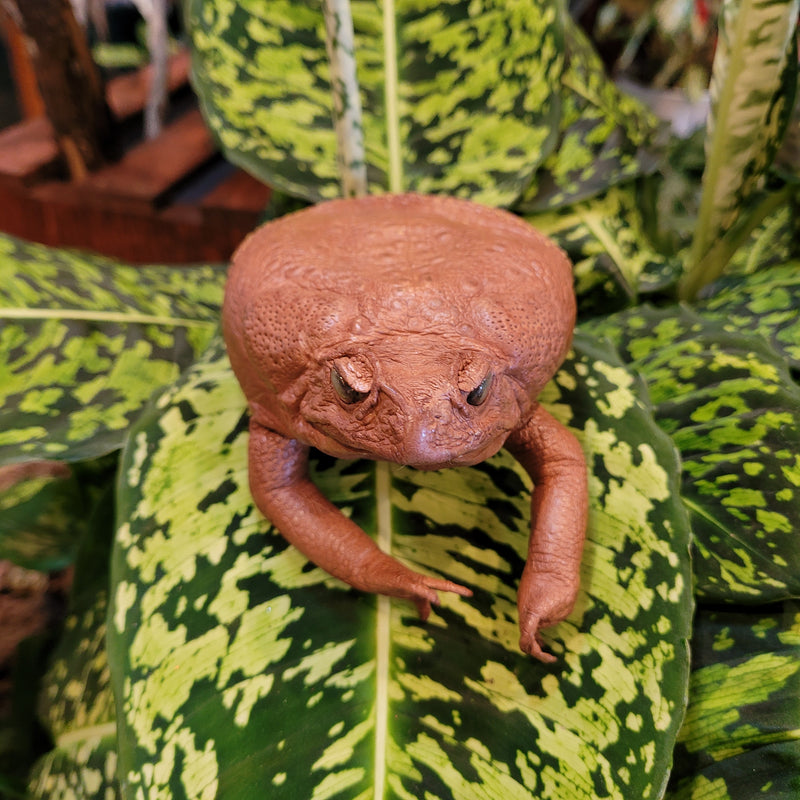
[375,1,402,790]
[375,462,392,800]
[0,308,216,328]
[382,0,402,193]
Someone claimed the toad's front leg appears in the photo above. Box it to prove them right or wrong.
[248,420,472,618]
[506,404,588,662]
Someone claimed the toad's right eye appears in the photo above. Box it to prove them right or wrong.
[331,368,370,404]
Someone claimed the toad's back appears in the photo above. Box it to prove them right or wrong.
[226,193,572,297]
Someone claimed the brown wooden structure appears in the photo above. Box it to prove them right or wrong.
[0,49,271,264]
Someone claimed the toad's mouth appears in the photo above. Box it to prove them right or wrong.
[304,417,508,471]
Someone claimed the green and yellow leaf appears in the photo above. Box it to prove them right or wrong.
[186,0,565,205]
[108,332,691,799]
[529,185,683,315]
[27,486,120,799]
[519,19,662,211]
[584,304,800,602]
[666,602,800,799]
[681,0,799,297]
[699,259,800,373]
[0,235,225,466]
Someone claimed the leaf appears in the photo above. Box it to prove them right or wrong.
[698,259,800,373]
[680,0,799,298]
[0,234,225,466]
[666,601,800,799]
[108,332,691,799]
[0,233,225,571]
[26,593,119,800]
[26,482,120,799]
[529,185,683,316]
[185,0,564,204]
[0,456,117,571]
[584,304,800,602]
[518,19,663,212]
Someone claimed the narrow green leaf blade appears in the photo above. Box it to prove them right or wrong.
[27,484,120,799]
[682,0,799,295]
[109,333,691,799]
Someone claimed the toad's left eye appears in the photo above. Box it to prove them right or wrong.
[466,372,494,406]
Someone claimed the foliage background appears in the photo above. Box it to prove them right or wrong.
[1,0,799,797]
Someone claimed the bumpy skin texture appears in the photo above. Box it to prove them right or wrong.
[223,193,588,661]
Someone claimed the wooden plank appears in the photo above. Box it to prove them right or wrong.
[107,49,191,121]
[84,108,216,206]
[0,116,61,186]
[15,177,255,263]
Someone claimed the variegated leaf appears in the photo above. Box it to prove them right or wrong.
[681,0,799,297]
[0,455,117,570]
[27,486,120,799]
[666,601,800,799]
[584,304,800,602]
[0,234,225,466]
[699,259,800,373]
[27,594,119,800]
[717,201,799,280]
[0,461,83,569]
[0,234,225,570]
[518,19,662,212]
[185,0,564,204]
[528,185,682,315]
[108,332,691,800]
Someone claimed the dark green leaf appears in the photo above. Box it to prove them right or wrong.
[666,601,800,799]
[27,483,120,799]
[529,185,683,316]
[699,259,800,374]
[0,234,225,466]
[584,304,800,602]
[519,19,663,212]
[681,0,799,297]
[0,456,116,571]
[108,332,691,799]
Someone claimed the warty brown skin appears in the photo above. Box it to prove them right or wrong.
[223,193,588,662]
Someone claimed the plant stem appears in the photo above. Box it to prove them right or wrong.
[322,0,368,198]
[678,186,792,301]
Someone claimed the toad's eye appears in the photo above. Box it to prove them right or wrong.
[466,372,494,406]
[331,368,369,404]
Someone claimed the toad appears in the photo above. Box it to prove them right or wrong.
[223,193,587,662]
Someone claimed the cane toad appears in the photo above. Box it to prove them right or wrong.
[223,193,587,662]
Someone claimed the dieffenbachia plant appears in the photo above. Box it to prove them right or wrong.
[2,0,799,794]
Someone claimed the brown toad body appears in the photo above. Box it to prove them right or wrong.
[223,193,588,662]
